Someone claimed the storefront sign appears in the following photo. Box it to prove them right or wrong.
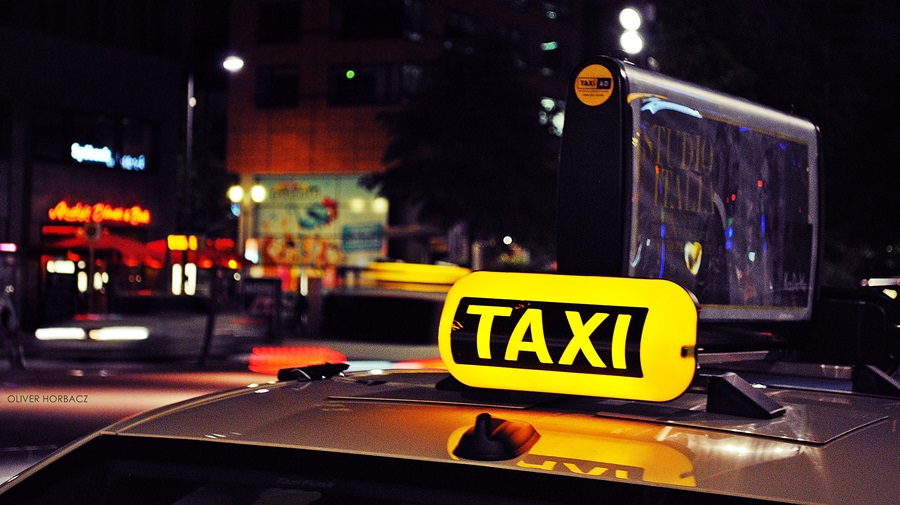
[70,142,146,171]
[47,200,151,226]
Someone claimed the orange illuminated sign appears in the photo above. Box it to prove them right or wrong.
[47,201,151,226]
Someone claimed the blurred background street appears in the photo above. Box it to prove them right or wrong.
[1,321,442,483]
[1,357,269,482]
[2,0,900,485]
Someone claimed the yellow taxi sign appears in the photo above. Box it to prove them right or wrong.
[438,272,698,402]
[167,234,198,251]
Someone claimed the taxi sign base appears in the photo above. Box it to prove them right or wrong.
[852,364,900,398]
[705,372,786,419]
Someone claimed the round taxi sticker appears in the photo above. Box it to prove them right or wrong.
[574,64,614,106]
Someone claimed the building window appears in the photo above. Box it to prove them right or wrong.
[403,0,425,42]
[539,40,568,77]
[330,64,410,106]
[444,12,477,51]
[255,66,300,108]
[258,0,301,44]
[539,97,565,137]
[501,0,530,9]
[496,25,529,69]
[120,118,153,168]
[332,0,422,41]
[32,108,155,170]
[0,101,10,157]
[541,0,572,22]
[32,108,69,162]
[71,112,117,151]
[400,64,423,102]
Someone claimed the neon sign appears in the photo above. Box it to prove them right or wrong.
[70,143,146,171]
[47,201,152,226]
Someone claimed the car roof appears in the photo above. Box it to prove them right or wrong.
[79,367,898,504]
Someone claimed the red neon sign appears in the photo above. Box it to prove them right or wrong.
[47,201,152,226]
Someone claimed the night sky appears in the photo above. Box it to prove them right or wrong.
[185,0,900,283]
[585,0,900,283]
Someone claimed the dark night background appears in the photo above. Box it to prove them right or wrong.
[362,0,900,285]
[22,0,896,286]
[584,0,900,285]
[178,0,900,285]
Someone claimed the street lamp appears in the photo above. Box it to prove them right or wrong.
[227,183,267,262]
[184,55,245,232]
[250,184,267,203]
[185,72,195,231]
[226,183,267,210]
[223,55,245,73]
[617,6,658,70]
[618,7,644,55]
[227,185,244,206]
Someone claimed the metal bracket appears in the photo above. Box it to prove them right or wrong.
[705,372,786,419]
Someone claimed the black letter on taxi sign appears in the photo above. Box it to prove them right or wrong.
[450,297,646,377]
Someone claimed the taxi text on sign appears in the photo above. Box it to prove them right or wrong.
[439,272,698,402]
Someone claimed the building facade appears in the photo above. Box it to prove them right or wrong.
[0,1,195,328]
[225,0,582,287]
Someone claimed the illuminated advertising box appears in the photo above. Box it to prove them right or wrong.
[253,175,388,268]
[558,57,821,324]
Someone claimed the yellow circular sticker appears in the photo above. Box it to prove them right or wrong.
[574,64,614,106]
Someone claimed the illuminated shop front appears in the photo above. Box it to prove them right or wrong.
[26,104,179,323]
[1,19,183,329]
[28,101,174,320]
[236,175,388,289]
[39,198,160,320]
